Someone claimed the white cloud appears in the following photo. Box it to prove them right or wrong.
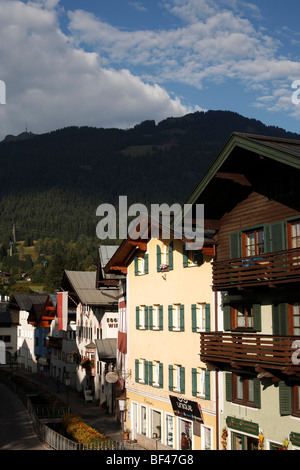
[67,0,300,120]
[0,0,194,139]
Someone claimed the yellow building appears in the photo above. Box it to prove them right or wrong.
[106,225,217,450]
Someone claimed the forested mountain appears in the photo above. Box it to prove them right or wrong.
[1,109,299,244]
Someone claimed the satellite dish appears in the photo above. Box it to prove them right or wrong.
[105,371,118,383]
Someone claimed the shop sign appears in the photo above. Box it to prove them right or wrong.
[169,396,203,423]
[226,416,259,436]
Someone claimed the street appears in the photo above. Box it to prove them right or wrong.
[0,383,47,450]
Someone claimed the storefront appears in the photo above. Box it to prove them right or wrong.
[226,416,260,450]
[128,392,211,450]
[169,395,204,450]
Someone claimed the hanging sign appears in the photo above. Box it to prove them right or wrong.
[169,396,203,423]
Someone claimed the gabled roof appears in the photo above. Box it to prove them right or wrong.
[62,270,118,306]
[96,245,123,287]
[183,132,300,211]
[8,293,48,312]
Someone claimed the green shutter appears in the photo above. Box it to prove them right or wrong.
[192,368,197,397]
[159,363,163,388]
[225,373,232,402]
[183,245,188,267]
[145,306,149,330]
[134,256,139,275]
[168,365,173,391]
[144,254,149,274]
[135,359,139,382]
[159,305,163,330]
[169,241,173,270]
[149,306,153,330]
[265,222,285,253]
[168,305,173,331]
[272,303,288,335]
[180,304,185,331]
[157,245,161,272]
[180,366,185,394]
[148,361,153,386]
[230,232,240,259]
[205,303,211,332]
[279,381,292,416]
[223,305,231,331]
[136,306,140,329]
[144,360,148,384]
[253,378,261,409]
[205,370,210,400]
[253,304,261,332]
[191,304,197,332]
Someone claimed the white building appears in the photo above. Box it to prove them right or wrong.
[8,294,48,372]
[60,268,119,411]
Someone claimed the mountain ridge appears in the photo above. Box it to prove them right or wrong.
[0,109,299,243]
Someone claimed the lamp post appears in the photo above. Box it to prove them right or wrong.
[65,373,71,412]
[117,394,127,449]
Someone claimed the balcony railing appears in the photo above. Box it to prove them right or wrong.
[200,332,300,370]
[212,247,300,290]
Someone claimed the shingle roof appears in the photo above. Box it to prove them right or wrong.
[95,338,117,359]
[64,271,118,306]
[8,293,48,312]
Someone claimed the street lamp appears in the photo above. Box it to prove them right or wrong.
[117,393,127,448]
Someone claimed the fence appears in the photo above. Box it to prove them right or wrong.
[0,372,126,450]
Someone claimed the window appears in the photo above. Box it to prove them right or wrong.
[141,406,147,436]
[232,305,253,329]
[148,360,163,388]
[290,303,300,335]
[135,358,148,384]
[201,425,212,450]
[288,220,300,248]
[165,414,174,447]
[191,303,210,332]
[134,253,148,275]
[223,304,261,332]
[150,409,162,441]
[292,385,300,417]
[157,242,173,272]
[242,227,264,257]
[192,368,210,399]
[149,305,163,330]
[169,364,185,394]
[168,304,184,331]
[136,305,148,330]
[183,246,204,267]
[226,373,261,408]
[231,432,259,450]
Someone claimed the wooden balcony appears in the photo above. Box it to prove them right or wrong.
[212,247,300,290]
[200,332,300,374]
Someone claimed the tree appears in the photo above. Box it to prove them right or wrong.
[44,252,65,292]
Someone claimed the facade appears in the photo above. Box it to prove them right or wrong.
[60,269,119,412]
[0,300,17,363]
[48,293,78,389]
[8,293,48,372]
[105,221,217,450]
[186,132,300,450]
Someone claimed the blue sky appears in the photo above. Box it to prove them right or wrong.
[1,0,300,140]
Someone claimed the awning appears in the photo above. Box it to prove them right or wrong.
[95,338,117,360]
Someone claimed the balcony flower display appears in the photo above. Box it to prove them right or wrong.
[81,357,94,370]
[160,263,169,271]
